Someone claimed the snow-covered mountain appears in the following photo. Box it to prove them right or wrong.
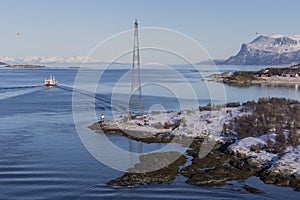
[224,34,300,65]
[0,55,96,65]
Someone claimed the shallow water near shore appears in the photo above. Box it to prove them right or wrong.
[1,65,300,199]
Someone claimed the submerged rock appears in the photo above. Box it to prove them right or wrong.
[108,151,186,187]
[243,184,265,194]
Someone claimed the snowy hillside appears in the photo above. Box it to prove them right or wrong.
[224,34,300,65]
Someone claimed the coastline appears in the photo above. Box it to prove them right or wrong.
[255,76,300,84]
[0,65,46,68]
[89,98,300,192]
[0,65,80,69]
[210,64,300,86]
[211,73,300,86]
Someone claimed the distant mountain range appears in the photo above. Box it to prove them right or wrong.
[0,55,127,66]
[223,34,300,65]
[3,34,300,66]
[0,55,90,65]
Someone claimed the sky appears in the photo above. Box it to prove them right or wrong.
[1,0,300,64]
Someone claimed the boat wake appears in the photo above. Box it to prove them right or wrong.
[0,85,43,90]
[57,85,113,111]
[0,86,44,100]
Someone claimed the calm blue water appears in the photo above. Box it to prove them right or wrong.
[0,65,300,199]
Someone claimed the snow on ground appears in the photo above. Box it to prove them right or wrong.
[228,134,278,167]
[267,145,300,176]
[108,106,300,176]
[262,76,300,83]
[111,107,240,139]
[249,34,300,53]
[112,112,176,135]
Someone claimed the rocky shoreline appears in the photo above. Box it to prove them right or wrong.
[89,120,176,143]
[210,65,300,86]
[211,72,300,86]
[89,98,300,192]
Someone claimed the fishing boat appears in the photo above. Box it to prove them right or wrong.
[44,75,58,87]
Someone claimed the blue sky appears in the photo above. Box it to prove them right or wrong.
[1,0,300,63]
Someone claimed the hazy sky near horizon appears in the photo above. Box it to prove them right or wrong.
[1,0,300,63]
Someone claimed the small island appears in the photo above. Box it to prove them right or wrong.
[1,64,46,68]
[90,97,300,192]
[211,64,300,86]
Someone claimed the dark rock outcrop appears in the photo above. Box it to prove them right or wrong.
[181,145,256,186]
[108,152,186,186]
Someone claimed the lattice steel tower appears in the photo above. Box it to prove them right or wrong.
[129,19,143,119]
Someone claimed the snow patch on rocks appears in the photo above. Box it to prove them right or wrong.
[228,134,278,167]
[268,145,300,176]
[112,107,240,139]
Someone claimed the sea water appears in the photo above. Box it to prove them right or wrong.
[0,65,300,199]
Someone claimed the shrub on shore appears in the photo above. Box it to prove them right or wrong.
[227,97,300,153]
